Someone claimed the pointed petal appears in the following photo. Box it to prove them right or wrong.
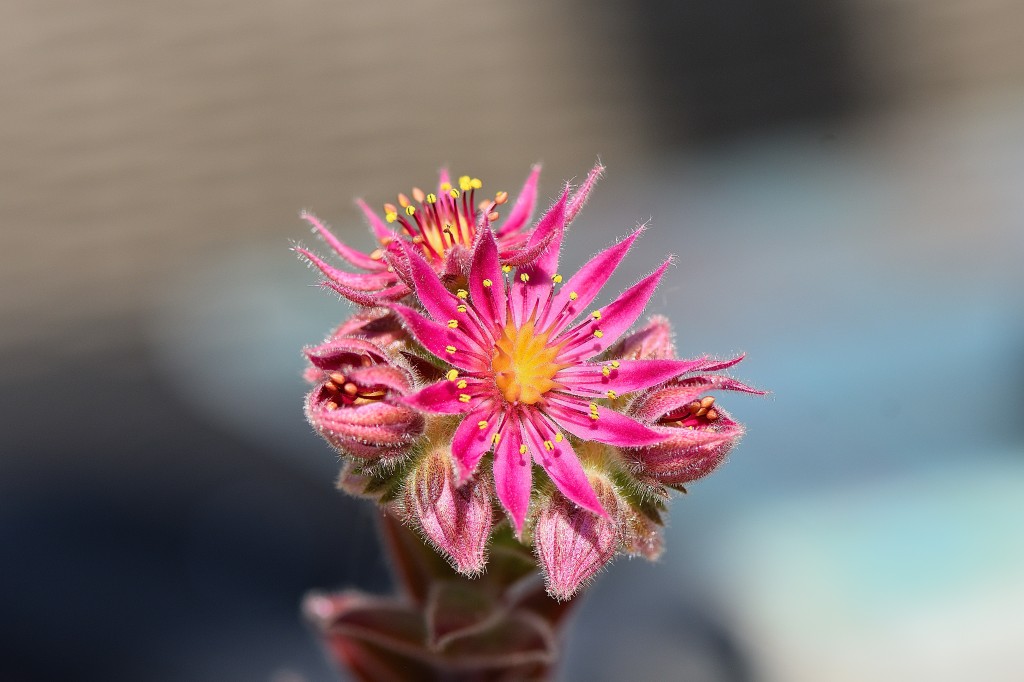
[492,415,532,534]
[301,212,386,271]
[295,247,397,290]
[557,260,672,361]
[355,198,395,242]
[468,228,507,330]
[390,302,491,370]
[557,358,716,395]
[565,162,604,224]
[497,164,541,236]
[546,396,667,447]
[394,240,491,350]
[538,227,644,334]
[522,411,605,518]
[509,188,568,325]
[405,379,482,414]
[321,279,410,306]
[450,403,502,482]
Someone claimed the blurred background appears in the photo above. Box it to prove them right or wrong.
[2,0,1022,680]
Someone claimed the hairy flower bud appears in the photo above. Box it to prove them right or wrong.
[304,336,423,459]
[606,314,676,361]
[534,475,621,601]
[404,448,494,575]
[626,369,761,484]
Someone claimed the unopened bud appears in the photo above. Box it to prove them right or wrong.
[607,315,676,361]
[534,475,620,601]
[404,449,493,575]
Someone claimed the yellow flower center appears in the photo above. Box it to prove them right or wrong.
[492,318,564,405]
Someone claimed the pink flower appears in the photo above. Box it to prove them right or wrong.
[626,359,763,485]
[390,210,710,533]
[296,164,603,306]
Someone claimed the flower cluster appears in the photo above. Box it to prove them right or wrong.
[299,164,760,600]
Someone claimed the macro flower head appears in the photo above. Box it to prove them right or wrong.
[389,193,723,533]
[296,164,602,306]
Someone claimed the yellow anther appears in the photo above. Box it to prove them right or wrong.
[457,380,468,389]
[446,369,459,381]
[552,274,563,283]
[544,440,554,451]
[555,433,564,442]
[458,393,471,403]
[478,420,488,429]
[456,289,468,299]
[519,444,528,455]
[591,310,602,320]
[482,279,493,288]
[449,188,460,199]
[611,360,620,368]
[440,182,452,192]
[589,412,600,420]
[606,390,618,399]
[459,176,472,191]
[589,402,599,412]
[470,178,483,189]
[405,205,416,216]
[569,291,578,300]
[520,273,530,283]
[494,191,509,205]
[426,192,437,204]
[447,319,458,329]
[502,265,512,273]
[445,345,456,354]
[602,366,611,377]
[385,212,398,223]
[456,304,467,313]
[492,433,501,445]
[593,329,604,338]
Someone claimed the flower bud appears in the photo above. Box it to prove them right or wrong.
[404,448,494,576]
[627,376,758,484]
[606,314,676,361]
[304,337,423,459]
[534,475,620,601]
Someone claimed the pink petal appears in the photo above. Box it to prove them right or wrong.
[321,279,410,306]
[537,227,644,334]
[509,188,569,326]
[394,240,491,350]
[557,358,715,395]
[355,198,395,242]
[522,411,605,518]
[300,212,386,271]
[557,260,671,361]
[468,228,507,330]
[450,403,502,483]
[405,380,482,415]
[492,415,532,534]
[546,396,667,447]
[305,337,389,370]
[389,303,488,371]
[565,162,604,224]
[295,247,397,290]
[497,164,541,236]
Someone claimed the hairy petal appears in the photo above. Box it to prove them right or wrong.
[557,358,719,396]
[497,164,542,236]
[546,396,667,447]
[301,212,385,271]
[492,414,532,534]
[355,198,395,242]
[450,403,502,483]
[522,411,605,518]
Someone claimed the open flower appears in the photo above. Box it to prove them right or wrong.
[296,164,603,306]
[389,204,711,532]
